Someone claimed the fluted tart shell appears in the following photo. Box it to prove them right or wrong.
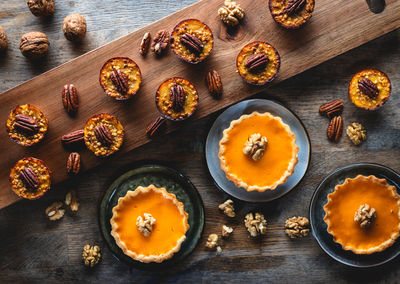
[269,0,315,29]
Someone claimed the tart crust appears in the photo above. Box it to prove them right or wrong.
[218,111,298,192]
[323,175,400,254]
[110,185,189,263]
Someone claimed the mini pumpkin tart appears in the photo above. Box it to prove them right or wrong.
[10,157,51,200]
[348,69,391,111]
[269,0,315,29]
[323,175,400,254]
[99,57,142,100]
[218,111,298,192]
[156,77,199,121]
[171,19,214,64]
[110,184,190,263]
[6,104,48,146]
[84,113,124,157]
[236,41,280,86]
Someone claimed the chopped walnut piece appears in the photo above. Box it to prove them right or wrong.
[346,122,367,145]
[218,199,236,217]
[205,233,219,248]
[45,202,65,221]
[354,204,376,229]
[222,225,233,237]
[65,190,79,211]
[243,133,268,161]
[136,213,156,237]
[244,212,267,237]
[82,244,101,267]
[218,0,245,26]
[216,246,223,255]
[285,216,310,238]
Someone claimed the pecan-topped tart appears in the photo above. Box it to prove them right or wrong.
[156,77,199,121]
[236,41,280,85]
[6,104,48,146]
[324,175,400,254]
[110,184,189,263]
[269,0,315,29]
[348,69,391,111]
[10,157,51,200]
[171,19,214,64]
[84,113,124,157]
[99,57,142,100]
[218,111,298,192]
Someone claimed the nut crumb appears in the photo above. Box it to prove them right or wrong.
[243,133,268,161]
[218,0,245,26]
[222,225,233,237]
[218,199,236,217]
[216,246,222,255]
[65,190,79,212]
[346,122,366,145]
[82,244,101,267]
[205,233,219,248]
[244,212,267,237]
[285,216,310,238]
[136,213,156,237]
[45,202,65,221]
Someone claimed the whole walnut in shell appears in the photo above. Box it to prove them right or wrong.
[62,14,87,42]
[27,0,55,17]
[19,31,50,59]
[0,26,7,52]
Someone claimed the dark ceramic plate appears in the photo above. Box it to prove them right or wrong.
[99,164,204,270]
[309,162,400,267]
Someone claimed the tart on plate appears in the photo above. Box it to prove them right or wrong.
[269,0,315,29]
[218,111,298,192]
[110,184,190,263]
[323,175,400,254]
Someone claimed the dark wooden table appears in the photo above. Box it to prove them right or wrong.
[0,1,399,282]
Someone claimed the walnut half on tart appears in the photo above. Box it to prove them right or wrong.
[99,57,142,100]
[323,175,400,255]
[218,112,298,192]
[348,69,391,111]
[6,104,48,146]
[236,41,280,86]
[269,0,315,29]
[10,157,51,200]
[110,185,190,263]
[156,77,199,121]
[84,113,124,157]
[171,19,214,64]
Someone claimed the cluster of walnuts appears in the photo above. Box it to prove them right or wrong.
[0,0,87,59]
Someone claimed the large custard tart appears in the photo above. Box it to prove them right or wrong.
[218,111,298,192]
[323,175,400,254]
[110,184,189,263]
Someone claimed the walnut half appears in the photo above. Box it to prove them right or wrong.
[354,204,376,229]
[346,122,366,145]
[218,199,236,217]
[82,244,101,267]
[285,216,310,238]
[243,133,268,161]
[136,213,156,237]
[244,212,267,237]
[218,0,245,26]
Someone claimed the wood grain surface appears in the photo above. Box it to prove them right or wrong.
[0,0,399,283]
[0,0,399,209]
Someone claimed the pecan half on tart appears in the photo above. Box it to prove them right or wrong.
[348,69,391,111]
[171,19,214,64]
[269,0,315,29]
[84,113,124,157]
[323,175,400,254]
[6,104,48,146]
[110,185,189,263]
[156,77,199,121]
[236,41,280,85]
[218,111,298,192]
[10,157,51,200]
[99,57,142,100]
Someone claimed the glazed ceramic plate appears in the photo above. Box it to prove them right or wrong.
[99,164,204,269]
[309,163,400,267]
[205,99,311,202]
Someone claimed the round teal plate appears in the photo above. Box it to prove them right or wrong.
[99,164,205,269]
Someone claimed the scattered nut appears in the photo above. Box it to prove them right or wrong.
[218,199,236,217]
[65,190,79,212]
[244,212,267,237]
[346,122,366,145]
[0,26,8,52]
[221,225,233,237]
[151,30,170,56]
[82,244,101,267]
[205,233,219,248]
[218,0,245,26]
[62,14,87,42]
[285,216,310,239]
[27,0,54,17]
[136,213,156,237]
[139,32,151,56]
[327,115,343,142]
[62,84,79,114]
[243,133,268,161]
[45,201,65,221]
[216,246,223,255]
[66,152,81,175]
[206,70,223,98]
[146,116,166,138]
[354,204,376,229]
[19,31,50,59]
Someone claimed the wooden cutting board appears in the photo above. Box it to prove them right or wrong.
[0,0,399,209]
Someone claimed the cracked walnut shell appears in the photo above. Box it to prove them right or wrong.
[46,202,65,221]
[244,212,267,237]
[19,31,50,59]
[63,14,87,42]
[82,244,101,267]
[285,216,310,238]
[27,0,54,17]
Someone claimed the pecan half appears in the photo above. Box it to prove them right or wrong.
[14,114,39,135]
[139,32,151,56]
[67,152,81,175]
[62,84,79,114]
[19,167,39,190]
[180,33,203,54]
[170,84,186,112]
[319,99,344,118]
[327,116,343,142]
[110,70,129,94]
[151,30,170,55]
[61,129,84,146]
[285,0,306,15]
[146,116,166,138]
[245,54,269,72]
[358,78,378,99]
[94,124,113,146]
[206,70,223,98]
